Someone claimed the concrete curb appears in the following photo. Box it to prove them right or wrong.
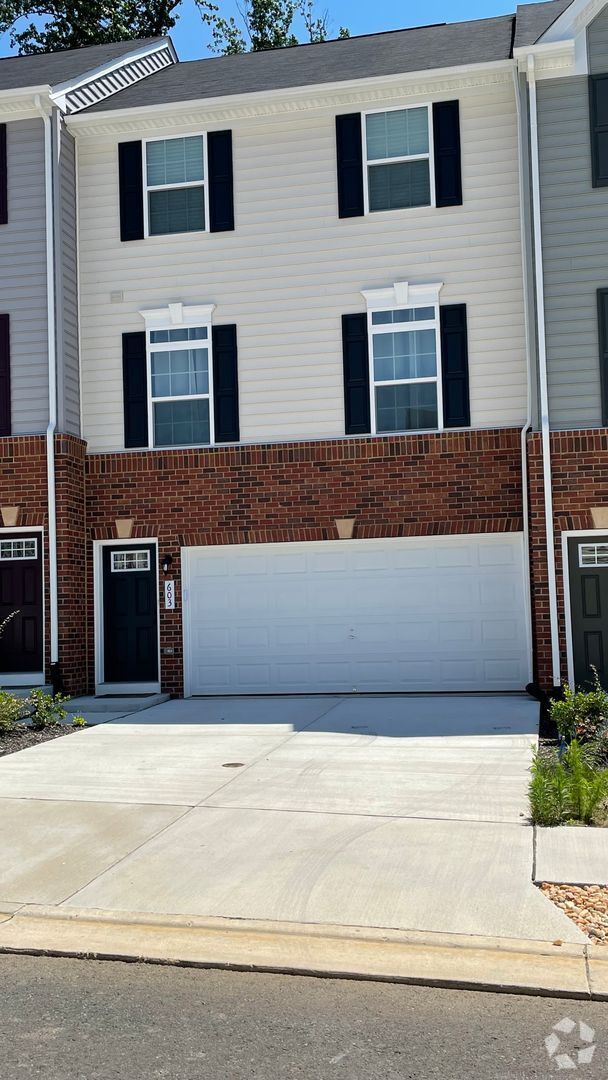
[0,905,606,1000]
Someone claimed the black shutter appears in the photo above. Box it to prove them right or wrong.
[342,313,370,434]
[597,289,608,424]
[212,324,239,442]
[590,75,608,188]
[122,332,148,447]
[118,141,144,241]
[208,130,234,232]
[440,304,470,428]
[0,314,10,435]
[433,101,462,208]
[0,125,7,226]
[336,113,364,218]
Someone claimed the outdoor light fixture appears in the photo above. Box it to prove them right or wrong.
[162,554,174,574]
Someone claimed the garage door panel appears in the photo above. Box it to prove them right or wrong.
[183,536,530,694]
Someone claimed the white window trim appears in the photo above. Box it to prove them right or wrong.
[94,537,160,696]
[578,542,608,567]
[111,550,151,572]
[139,303,216,450]
[362,103,436,216]
[362,281,444,436]
[0,538,38,560]
[0,525,44,688]
[142,132,209,239]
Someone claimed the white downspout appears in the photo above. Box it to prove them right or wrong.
[512,64,534,684]
[35,95,59,676]
[527,56,561,687]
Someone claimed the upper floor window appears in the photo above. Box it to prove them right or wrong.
[148,324,212,446]
[370,304,441,433]
[364,107,432,213]
[145,135,206,236]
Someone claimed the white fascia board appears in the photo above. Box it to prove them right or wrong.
[139,303,216,330]
[66,58,513,129]
[361,280,443,311]
[49,38,176,105]
[0,86,51,121]
[514,37,582,77]
[539,0,601,42]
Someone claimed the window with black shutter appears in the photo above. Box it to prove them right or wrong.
[590,75,608,188]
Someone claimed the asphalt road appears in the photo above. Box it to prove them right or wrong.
[1,954,607,1079]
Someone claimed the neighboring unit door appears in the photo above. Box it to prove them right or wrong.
[0,532,43,675]
[183,535,530,695]
[101,544,159,685]
[568,535,608,689]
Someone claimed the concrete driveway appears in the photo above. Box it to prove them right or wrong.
[0,694,586,944]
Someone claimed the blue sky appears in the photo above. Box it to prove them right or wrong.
[0,0,548,61]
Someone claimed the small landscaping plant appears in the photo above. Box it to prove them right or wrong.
[550,671,608,743]
[71,715,87,728]
[27,689,70,731]
[529,739,608,827]
[0,690,27,734]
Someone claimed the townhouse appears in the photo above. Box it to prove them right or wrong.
[0,0,606,700]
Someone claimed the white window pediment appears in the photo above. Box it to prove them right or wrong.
[139,302,216,332]
[361,280,443,312]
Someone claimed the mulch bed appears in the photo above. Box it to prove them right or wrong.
[0,725,78,759]
[540,882,608,944]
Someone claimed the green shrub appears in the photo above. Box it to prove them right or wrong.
[71,715,87,728]
[0,690,26,735]
[550,672,608,743]
[28,689,70,731]
[592,726,608,768]
[529,740,608,826]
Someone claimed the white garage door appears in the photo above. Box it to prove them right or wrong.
[182,535,530,695]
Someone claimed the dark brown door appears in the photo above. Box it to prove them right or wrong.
[102,544,158,684]
[0,532,43,674]
[568,534,608,689]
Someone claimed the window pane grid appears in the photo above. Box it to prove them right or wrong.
[371,305,440,434]
[579,544,608,567]
[111,550,151,573]
[145,135,206,236]
[147,326,212,448]
[365,107,432,213]
[0,539,37,560]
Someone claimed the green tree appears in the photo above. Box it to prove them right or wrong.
[0,0,348,55]
[0,0,182,53]
[197,0,349,54]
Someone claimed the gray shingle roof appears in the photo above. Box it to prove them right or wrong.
[514,0,573,48]
[0,37,167,93]
[84,15,516,112]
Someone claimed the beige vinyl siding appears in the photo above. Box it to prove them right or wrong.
[537,72,608,428]
[588,4,608,74]
[1,118,48,434]
[77,77,527,452]
[55,118,80,436]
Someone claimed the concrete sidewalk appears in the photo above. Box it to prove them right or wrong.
[0,693,595,994]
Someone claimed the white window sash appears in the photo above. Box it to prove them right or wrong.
[147,329,215,449]
[362,104,436,215]
[368,304,443,435]
[142,132,209,238]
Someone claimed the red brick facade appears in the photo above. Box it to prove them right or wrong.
[8,425,599,698]
[86,428,524,696]
[528,430,608,690]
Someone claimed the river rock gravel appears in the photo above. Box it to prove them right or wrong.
[540,881,608,943]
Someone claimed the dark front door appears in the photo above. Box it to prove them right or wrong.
[102,544,158,684]
[568,535,608,689]
[0,532,43,674]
